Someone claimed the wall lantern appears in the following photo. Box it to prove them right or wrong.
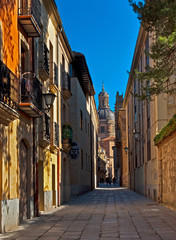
[43,92,56,112]
[132,129,140,139]
[124,146,128,153]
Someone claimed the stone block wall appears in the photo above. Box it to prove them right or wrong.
[158,131,176,209]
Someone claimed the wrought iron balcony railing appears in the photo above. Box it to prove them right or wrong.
[0,60,19,125]
[39,42,50,81]
[62,70,72,99]
[19,73,43,117]
[0,60,19,111]
[54,122,59,147]
[39,113,50,148]
[18,0,41,37]
[54,63,58,88]
[49,62,58,88]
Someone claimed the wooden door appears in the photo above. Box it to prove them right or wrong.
[19,140,28,222]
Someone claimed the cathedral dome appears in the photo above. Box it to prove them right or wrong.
[97,108,115,120]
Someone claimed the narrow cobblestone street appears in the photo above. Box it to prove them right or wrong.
[1,187,176,240]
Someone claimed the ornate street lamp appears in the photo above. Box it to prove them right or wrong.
[43,92,56,112]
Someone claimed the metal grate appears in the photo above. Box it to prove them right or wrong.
[0,60,19,110]
[21,73,42,110]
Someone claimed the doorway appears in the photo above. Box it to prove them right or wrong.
[19,140,28,222]
[52,164,56,206]
[38,161,44,211]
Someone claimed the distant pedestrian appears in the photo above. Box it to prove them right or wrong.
[113,177,116,186]
[109,177,112,186]
[106,177,109,186]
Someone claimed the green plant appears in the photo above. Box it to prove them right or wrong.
[62,122,73,140]
[154,114,176,145]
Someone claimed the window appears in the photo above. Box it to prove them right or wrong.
[145,35,149,70]
[80,110,83,130]
[102,100,104,106]
[101,126,105,133]
[63,104,66,123]
[88,123,89,136]
[81,149,83,169]
[140,55,143,72]
[88,155,90,172]
[134,79,136,93]
[69,63,72,77]
[86,153,88,171]
[134,105,137,123]
[147,98,151,161]
[62,54,65,71]
[85,118,87,133]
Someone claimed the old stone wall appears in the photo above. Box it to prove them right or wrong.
[158,131,176,209]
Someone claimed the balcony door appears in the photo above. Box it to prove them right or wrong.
[20,0,30,9]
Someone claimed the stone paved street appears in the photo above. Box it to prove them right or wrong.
[1,187,176,240]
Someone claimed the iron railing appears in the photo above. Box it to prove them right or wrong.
[49,62,58,87]
[54,63,58,87]
[62,70,71,91]
[39,42,50,76]
[18,0,41,27]
[0,60,19,111]
[43,113,50,140]
[54,122,59,146]
[21,74,42,110]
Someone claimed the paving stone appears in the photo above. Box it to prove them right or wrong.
[1,187,176,240]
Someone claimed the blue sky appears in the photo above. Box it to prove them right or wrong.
[56,0,140,111]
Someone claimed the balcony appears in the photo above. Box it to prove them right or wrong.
[19,74,43,118]
[49,62,58,94]
[18,0,41,37]
[0,60,19,125]
[39,43,49,81]
[62,71,72,100]
[39,113,50,148]
[62,123,73,153]
[54,122,59,147]
[53,63,58,88]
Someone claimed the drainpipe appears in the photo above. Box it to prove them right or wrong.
[31,37,39,217]
[89,96,93,190]
[57,31,60,206]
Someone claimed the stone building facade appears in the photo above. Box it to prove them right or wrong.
[123,25,176,202]
[97,85,115,179]
[70,52,98,196]
[114,92,127,186]
[155,115,176,209]
[0,0,98,232]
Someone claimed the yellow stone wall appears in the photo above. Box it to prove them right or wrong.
[43,150,57,192]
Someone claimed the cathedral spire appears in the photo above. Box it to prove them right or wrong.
[98,83,110,109]
[102,82,105,92]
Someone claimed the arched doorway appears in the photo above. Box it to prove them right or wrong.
[19,140,28,222]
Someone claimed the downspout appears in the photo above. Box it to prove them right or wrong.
[57,31,60,206]
[32,37,39,217]
[89,96,93,190]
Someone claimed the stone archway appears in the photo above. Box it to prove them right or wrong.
[19,140,28,222]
